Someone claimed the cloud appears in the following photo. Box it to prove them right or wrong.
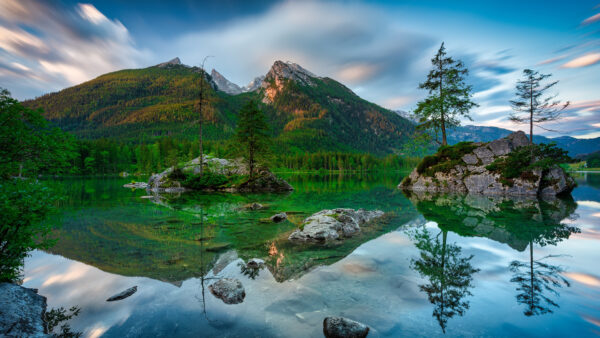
[582,13,600,25]
[171,1,435,109]
[561,53,600,68]
[0,0,148,99]
[537,55,568,65]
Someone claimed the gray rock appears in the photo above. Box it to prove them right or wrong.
[209,278,245,304]
[123,182,148,189]
[488,138,512,156]
[473,146,495,165]
[270,212,288,223]
[323,316,369,338]
[0,283,47,337]
[244,202,264,210]
[507,130,530,148]
[540,166,576,196]
[289,208,384,242]
[106,286,137,301]
[212,250,239,275]
[462,153,479,165]
[400,131,575,197]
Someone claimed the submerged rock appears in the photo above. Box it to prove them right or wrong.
[289,208,384,242]
[0,283,47,337]
[106,286,137,301]
[123,181,148,189]
[209,278,246,304]
[243,202,265,210]
[236,170,294,192]
[270,212,288,223]
[399,131,575,197]
[323,316,370,338]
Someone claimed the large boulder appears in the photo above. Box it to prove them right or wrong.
[323,316,370,338]
[209,278,246,304]
[0,283,47,337]
[289,208,384,242]
[399,131,575,197]
[235,170,294,192]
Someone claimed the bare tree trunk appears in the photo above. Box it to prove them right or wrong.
[18,162,23,178]
[439,57,447,146]
[199,73,204,176]
[529,83,534,145]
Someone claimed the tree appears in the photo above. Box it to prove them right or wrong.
[509,69,570,144]
[233,100,271,178]
[414,43,477,146]
[0,88,76,178]
[410,227,479,333]
[197,56,213,176]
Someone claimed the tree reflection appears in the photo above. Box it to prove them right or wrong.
[410,227,479,333]
[509,248,570,316]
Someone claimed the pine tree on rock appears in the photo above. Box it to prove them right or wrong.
[233,100,271,178]
[414,43,477,146]
[509,69,570,145]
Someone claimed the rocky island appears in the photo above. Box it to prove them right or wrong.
[399,131,575,196]
[126,155,293,193]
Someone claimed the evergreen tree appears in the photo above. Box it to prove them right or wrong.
[233,100,271,178]
[414,43,477,146]
[509,69,570,144]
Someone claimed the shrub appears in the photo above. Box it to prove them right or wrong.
[182,172,229,190]
[416,142,476,176]
[167,168,187,181]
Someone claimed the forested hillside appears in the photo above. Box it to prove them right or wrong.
[25,60,414,155]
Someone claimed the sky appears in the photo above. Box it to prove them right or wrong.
[1,0,599,139]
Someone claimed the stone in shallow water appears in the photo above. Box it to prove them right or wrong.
[209,278,245,304]
[106,286,137,301]
[288,208,384,242]
[323,316,369,338]
[270,212,288,223]
[0,283,47,337]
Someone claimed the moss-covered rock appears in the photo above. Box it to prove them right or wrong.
[400,131,575,197]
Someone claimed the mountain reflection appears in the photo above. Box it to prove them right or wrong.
[405,191,580,327]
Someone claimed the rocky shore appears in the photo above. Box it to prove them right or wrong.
[289,208,384,242]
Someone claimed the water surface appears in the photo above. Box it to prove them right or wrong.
[23,172,600,337]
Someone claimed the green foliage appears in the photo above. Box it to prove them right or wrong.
[44,306,82,337]
[168,168,187,181]
[0,89,77,178]
[416,142,477,176]
[232,100,272,177]
[485,143,572,180]
[183,172,230,189]
[0,180,57,282]
[414,43,477,145]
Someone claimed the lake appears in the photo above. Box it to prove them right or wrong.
[22,172,600,337]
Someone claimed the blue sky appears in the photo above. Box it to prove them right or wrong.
[1,0,599,138]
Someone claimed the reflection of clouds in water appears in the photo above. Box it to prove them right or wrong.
[563,272,600,288]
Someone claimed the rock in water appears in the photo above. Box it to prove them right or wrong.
[399,131,576,197]
[243,202,264,210]
[323,316,370,338]
[270,212,288,223]
[289,208,384,242]
[209,278,246,304]
[0,283,47,337]
[106,286,137,301]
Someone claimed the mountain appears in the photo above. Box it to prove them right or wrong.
[448,125,600,156]
[210,69,243,95]
[24,59,414,155]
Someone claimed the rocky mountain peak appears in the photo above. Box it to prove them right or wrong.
[211,69,243,95]
[261,61,319,103]
[157,57,182,68]
[264,60,317,85]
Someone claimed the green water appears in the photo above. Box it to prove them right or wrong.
[22,172,600,337]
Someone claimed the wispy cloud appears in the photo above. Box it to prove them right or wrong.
[0,0,148,99]
[561,53,600,68]
[582,13,600,25]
